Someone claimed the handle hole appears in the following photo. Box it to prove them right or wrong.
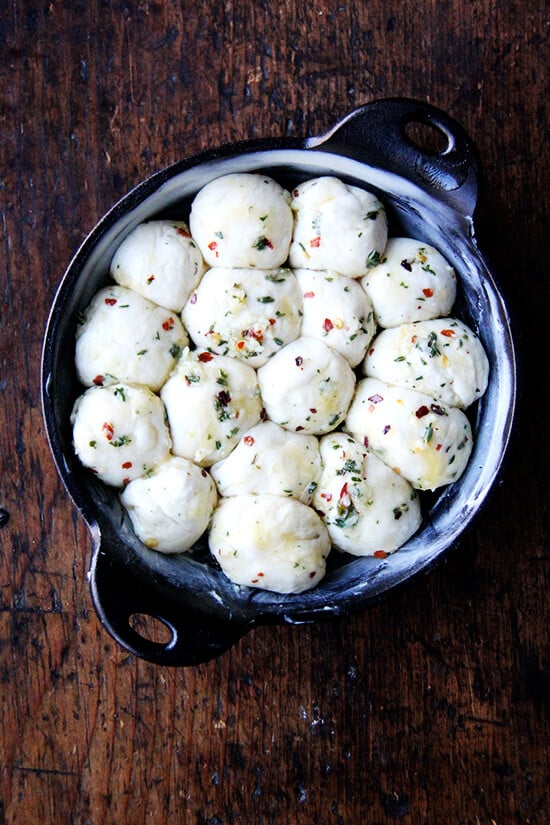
[129,612,174,645]
[404,120,451,155]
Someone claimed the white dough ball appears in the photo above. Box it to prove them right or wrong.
[294,268,376,367]
[257,336,356,435]
[288,176,387,277]
[160,350,262,466]
[360,237,456,327]
[189,173,293,268]
[363,317,489,409]
[210,420,321,503]
[345,378,473,491]
[209,494,330,593]
[71,383,172,487]
[120,455,217,553]
[182,267,303,367]
[110,220,205,312]
[312,432,421,556]
[75,285,188,392]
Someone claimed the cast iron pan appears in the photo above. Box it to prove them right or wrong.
[41,98,516,667]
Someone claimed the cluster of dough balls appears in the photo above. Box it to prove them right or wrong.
[71,172,489,595]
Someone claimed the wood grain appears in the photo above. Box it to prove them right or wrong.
[1,1,548,823]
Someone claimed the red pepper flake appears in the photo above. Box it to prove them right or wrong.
[176,227,191,237]
[320,492,333,502]
[430,403,445,416]
[309,571,316,578]
[243,435,255,446]
[162,317,175,331]
[293,188,300,197]
[251,578,259,584]
[368,347,375,356]
[310,236,321,248]
[121,461,132,469]
[303,291,315,299]
[309,407,317,414]
[249,328,264,342]
[368,393,383,404]
[323,318,334,333]
[102,422,114,441]
[422,287,434,298]
[189,292,198,304]
[374,550,388,559]
[236,341,246,350]
[295,356,303,367]
[441,328,455,337]
[208,241,218,251]
[93,375,104,386]
[410,335,417,344]
[383,424,391,434]
[104,297,117,305]
[122,477,130,486]
[198,351,214,362]
[146,275,155,284]
[201,469,208,477]
[339,482,349,499]
[216,390,231,407]
[268,317,276,325]
[415,405,430,418]
[363,436,369,448]
[257,572,264,577]
[436,443,442,451]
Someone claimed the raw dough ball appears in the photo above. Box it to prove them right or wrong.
[189,173,293,268]
[182,267,302,367]
[257,336,356,435]
[294,268,376,367]
[120,455,217,553]
[210,420,321,503]
[160,350,262,466]
[312,432,421,556]
[209,494,330,593]
[71,383,171,487]
[363,317,489,409]
[361,237,456,327]
[289,176,387,277]
[345,378,473,491]
[75,285,188,392]
[110,220,205,312]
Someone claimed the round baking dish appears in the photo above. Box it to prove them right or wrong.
[41,98,516,666]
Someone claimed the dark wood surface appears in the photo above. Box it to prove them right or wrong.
[1,2,548,823]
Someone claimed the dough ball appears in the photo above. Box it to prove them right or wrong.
[363,318,489,409]
[257,336,356,435]
[312,432,421,556]
[71,383,171,487]
[294,268,376,367]
[189,173,293,268]
[120,455,217,553]
[288,176,387,277]
[345,378,473,491]
[210,420,321,503]
[209,494,330,593]
[75,285,188,392]
[110,220,205,312]
[160,350,262,466]
[182,267,303,367]
[361,237,456,327]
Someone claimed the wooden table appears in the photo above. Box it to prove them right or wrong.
[1,2,548,822]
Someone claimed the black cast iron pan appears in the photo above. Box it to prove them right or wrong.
[41,98,516,667]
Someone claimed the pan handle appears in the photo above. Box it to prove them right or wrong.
[309,97,480,218]
[89,535,250,667]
